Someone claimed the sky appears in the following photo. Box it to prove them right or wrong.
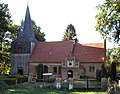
[1,0,117,48]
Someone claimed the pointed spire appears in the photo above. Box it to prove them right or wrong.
[22,5,37,42]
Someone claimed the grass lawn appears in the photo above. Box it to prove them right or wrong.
[0,84,107,94]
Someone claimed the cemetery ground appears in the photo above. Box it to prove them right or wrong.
[0,83,107,94]
[1,76,120,94]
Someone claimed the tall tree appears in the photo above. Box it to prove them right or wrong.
[63,24,78,43]
[32,20,45,41]
[95,0,120,43]
[101,64,108,78]
[36,64,44,79]
[0,3,12,74]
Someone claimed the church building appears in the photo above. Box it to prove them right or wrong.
[11,6,106,79]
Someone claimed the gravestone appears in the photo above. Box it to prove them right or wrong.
[101,78,108,91]
[68,78,74,90]
[55,77,61,89]
[28,75,32,83]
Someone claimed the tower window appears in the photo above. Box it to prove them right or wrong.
[12,42,30,54]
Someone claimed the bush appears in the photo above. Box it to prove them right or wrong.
[6,75,17,78]
[0,75,8,89]
[4,78,17,85]
[44,77,55,83]
[48,77,55,83]
[17,76,28,83]
[96,69,101,81]
[4,75,28,85]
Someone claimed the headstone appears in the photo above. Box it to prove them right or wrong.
[55,77,61,89]
[68,78,74,90]
[101,78,108,91]
[28,75,32,83]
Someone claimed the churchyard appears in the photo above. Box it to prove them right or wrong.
[0,82,107,94]
[0,75,120,94]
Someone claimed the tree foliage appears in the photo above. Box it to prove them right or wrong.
[96,0,120,43]
[109,62,116,81]
[31,20,45,41]
[0,3,13,74]
[101,64,107,78]
[36,64,43,79]
[63,24,78,43]
[106,48,120,72]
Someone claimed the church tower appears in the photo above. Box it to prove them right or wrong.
[11,5,37,75]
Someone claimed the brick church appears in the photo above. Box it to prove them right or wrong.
[11,6,106,79]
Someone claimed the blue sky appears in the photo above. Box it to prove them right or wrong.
[1,0,117,48]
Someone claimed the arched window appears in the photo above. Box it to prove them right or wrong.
[89,65,95,72]
[53,67,57,74]
[89,66,92,72]
[44,65,48,73]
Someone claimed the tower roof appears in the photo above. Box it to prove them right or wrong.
[17,5,37,43]
[23,5,37,42]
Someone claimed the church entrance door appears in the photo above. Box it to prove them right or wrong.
[68,70,73,78]
[18,67,23,75]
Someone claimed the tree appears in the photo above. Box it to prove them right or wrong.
[109,62,116,81]
[106,48,120,72]
[95,0,120,43]
[36,64,44,79]
[101,64,108,78]
[0,3,12,74]
[63,24,78,43]
[32,20,45,41]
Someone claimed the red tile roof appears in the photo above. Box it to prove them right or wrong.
[29,41,105,63]
[29,41,74,63]
[73,43,105,62]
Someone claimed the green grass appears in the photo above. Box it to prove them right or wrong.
[0,84,107,94]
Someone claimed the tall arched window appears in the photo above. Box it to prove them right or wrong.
[89,65,95,72]
[53,67,57,74]
[44,65,48,73]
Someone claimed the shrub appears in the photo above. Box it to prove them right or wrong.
[96,69,101,81]
[101,64,107,78]
[4,78,17,85]
[109,62,116,81]
[48,77,55,83]
[0,75,8,89]
[36,64,43,79]
[17,76,28,83]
